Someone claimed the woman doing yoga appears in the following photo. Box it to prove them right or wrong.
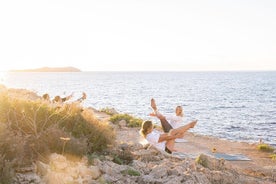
[140,120,197,153]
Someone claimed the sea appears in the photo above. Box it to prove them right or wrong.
[1,71,275,147]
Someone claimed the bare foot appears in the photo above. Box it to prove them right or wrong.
[151,98,157,111]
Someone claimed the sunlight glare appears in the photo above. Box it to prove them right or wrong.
[0,71,7,85]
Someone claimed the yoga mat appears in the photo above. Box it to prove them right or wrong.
[171,152,251,161]
[172,152,198,159]
[208,153,251,161]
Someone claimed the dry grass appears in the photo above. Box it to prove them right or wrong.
[0,89,115,182]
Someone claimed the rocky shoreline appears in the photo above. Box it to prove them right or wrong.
[13,108,275,184]
[1,86,275,184]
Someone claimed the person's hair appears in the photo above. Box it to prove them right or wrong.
[53,95,61,103]
[175,106,183,117]
[139,120,153,138]
[42,93,50,100]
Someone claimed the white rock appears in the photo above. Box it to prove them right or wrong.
[90,165,101,179]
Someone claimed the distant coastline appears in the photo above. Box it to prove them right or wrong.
[11,66,81,72]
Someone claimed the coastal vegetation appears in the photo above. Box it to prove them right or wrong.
[270,154,276,161]
[110,113,143,127]
[120,168,141,176]
[0,85,275,183]
[100,107,118,116]
[257,143,275,152]
[0,87,115,182]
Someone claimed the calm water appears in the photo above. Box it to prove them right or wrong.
[1,71,276,147]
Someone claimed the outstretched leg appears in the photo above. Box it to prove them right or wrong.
[159,117,173,133]
[169,120,197,138]
[166,139,177,152]
[151,98,173,133]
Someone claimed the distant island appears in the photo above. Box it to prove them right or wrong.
[11,67,81,72]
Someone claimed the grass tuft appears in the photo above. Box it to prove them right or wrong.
[269,154,276,161]
[121,168,140,176]
[195,155,208,168]
[100,107,118,116]
[110,113,143,127]
[257,144,275,152]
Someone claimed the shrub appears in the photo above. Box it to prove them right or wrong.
[270,154,276,161]
[0,91,115,167]
[195,155,208,168]
[87,152,106,165]
[0,123,27,166]
[100,107,118,116]
[110,113,143,127]
[0,154,15,184]
[121,168,140,176]
[0,95,59,137]
[81,109,116,152]
[113,155,124,165]
[257,144,275,152]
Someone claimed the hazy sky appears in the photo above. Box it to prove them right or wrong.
[0,0,275,71]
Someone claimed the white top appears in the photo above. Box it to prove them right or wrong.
[166,114,184,129]
[146,130,166,151]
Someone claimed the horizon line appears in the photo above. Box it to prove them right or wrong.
[1,69,276,72]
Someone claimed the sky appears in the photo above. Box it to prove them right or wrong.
[0,0,276,71]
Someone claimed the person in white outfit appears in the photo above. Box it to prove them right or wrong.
[140,120,197,153]
[150,98,185,132]
[163,105,184,129]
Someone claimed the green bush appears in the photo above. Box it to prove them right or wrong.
[110,113,143,127]
[113,155,124,165]
[87,153,100,165]
[270,154,276,161]
[257,144,275,152]
[100,107,117,115]
[195,155,208,168]
[121,168,140,176]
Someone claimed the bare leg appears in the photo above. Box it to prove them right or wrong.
[151,99,163,118]
[159,117,173,133]
[169,120,197,138]
[166,139,177,152]
[151,98,173,133]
